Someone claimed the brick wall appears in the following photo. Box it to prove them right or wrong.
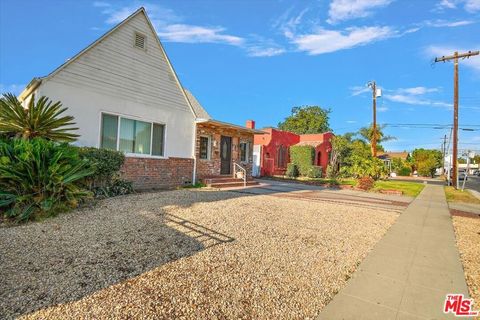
[196,123,254,179]
[121,156,194,190]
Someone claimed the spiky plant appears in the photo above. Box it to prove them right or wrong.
[0,92,79,142]
[0,138,94,221]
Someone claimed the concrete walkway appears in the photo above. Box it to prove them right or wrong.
[318,184,472,320]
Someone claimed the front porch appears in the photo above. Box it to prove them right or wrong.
[195,119,262,186]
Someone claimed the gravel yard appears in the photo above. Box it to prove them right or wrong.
[452,215,480,311]
[1,189,398,319]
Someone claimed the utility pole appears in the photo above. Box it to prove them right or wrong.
[367,81,377,157]
[435,50,479,189]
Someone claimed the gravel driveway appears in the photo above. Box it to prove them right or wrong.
[1,189,399,319]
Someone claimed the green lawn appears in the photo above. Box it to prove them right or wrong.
[373,180,425,197]
[444,186,480,204]
[272,176,356,186]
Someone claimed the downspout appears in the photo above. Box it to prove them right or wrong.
[192,121,197,185]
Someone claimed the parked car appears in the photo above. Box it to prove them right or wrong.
[450,170,468,181]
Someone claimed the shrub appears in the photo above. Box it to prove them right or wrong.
[0,138,94,221]
[290,145,315,176]
[326,165,336,179]
[307,165,323,178]
[397,166,411,176]
[357,176,374,191]
[77,147,125,187]
[286,163,299,178]
[77,147,132,197]
[93,179,134,198]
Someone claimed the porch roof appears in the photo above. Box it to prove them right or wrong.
[195,119,265,135]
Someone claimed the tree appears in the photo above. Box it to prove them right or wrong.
[412,148,442,177]
[0,93,79,142]
[327,134,387,180]
[472,155,480,164]
[278,106,331,134]
[357,124,395,155]
[327,133,355,178]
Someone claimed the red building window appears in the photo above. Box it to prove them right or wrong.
[276,145,288,169]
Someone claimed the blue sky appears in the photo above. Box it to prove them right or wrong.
[1,0,479,152]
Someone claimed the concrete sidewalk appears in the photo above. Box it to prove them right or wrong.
[318,184,472,320]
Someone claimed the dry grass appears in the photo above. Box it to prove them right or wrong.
[445,186,480,204]
[0,189,399,320]
[452,215,480,312]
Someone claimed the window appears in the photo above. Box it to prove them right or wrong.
[100,113,165,156]
[240,142,248,162]
[276,145,288,168]
[199,136,210,160]
[101,114,118,150]
[134,32,146,49]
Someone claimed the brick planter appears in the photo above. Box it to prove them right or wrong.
[379,189,403,196]
[121,157,194,190]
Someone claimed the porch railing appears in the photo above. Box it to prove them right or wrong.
[233,162,247,187]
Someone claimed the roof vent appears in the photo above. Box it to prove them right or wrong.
[134,33,146,49]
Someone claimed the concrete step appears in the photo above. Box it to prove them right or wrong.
[208,181,259,188]
[203,177,244,184]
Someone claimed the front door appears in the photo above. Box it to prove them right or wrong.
[220,136,232,174]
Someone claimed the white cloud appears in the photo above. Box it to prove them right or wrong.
[327,0,393,24]
[397,87,440,95]
[350,85,371,96]
[346,120,357,123]
[384,93,452,109]
[0,84,25,96]
[426,45,480,72]
[437,0,480,12]
[291,26,394,55]
[246,46,285,57]
[426,19,475,27]
[158,24,244,45]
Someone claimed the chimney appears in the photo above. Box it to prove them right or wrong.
[246,120,255,129]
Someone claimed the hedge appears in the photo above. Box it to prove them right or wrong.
[290,145,315,176]
[77,147,133,197]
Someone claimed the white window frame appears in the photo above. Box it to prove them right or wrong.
[239,141,249,163]
[199,135,212,160]
[99,111,167,159]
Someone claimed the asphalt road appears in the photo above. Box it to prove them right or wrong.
[390,175,480,192]
[461,174,480,192]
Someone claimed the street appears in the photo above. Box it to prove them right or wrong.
[463,174,480,193]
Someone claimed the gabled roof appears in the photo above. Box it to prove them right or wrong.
[18,7,197,118]
[184,89,211,120]
[377,152,410,160]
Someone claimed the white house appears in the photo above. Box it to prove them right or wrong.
[18,7,260,189]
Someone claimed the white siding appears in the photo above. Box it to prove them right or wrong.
[36,11,194,158]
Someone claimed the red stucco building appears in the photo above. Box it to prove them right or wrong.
[253,128,333,177]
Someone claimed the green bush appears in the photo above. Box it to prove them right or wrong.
[93,179,134,198]
[77,147,132,197]
[325,165,336,179]
[286,163,299,177]
[290,145,315,176]
[307,166,323,178]
[397,166,411,176]
[0,138,94,221]
[77,147,125,186]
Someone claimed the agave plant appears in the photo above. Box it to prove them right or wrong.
[0,138,94,221]
[0,92,79,142]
